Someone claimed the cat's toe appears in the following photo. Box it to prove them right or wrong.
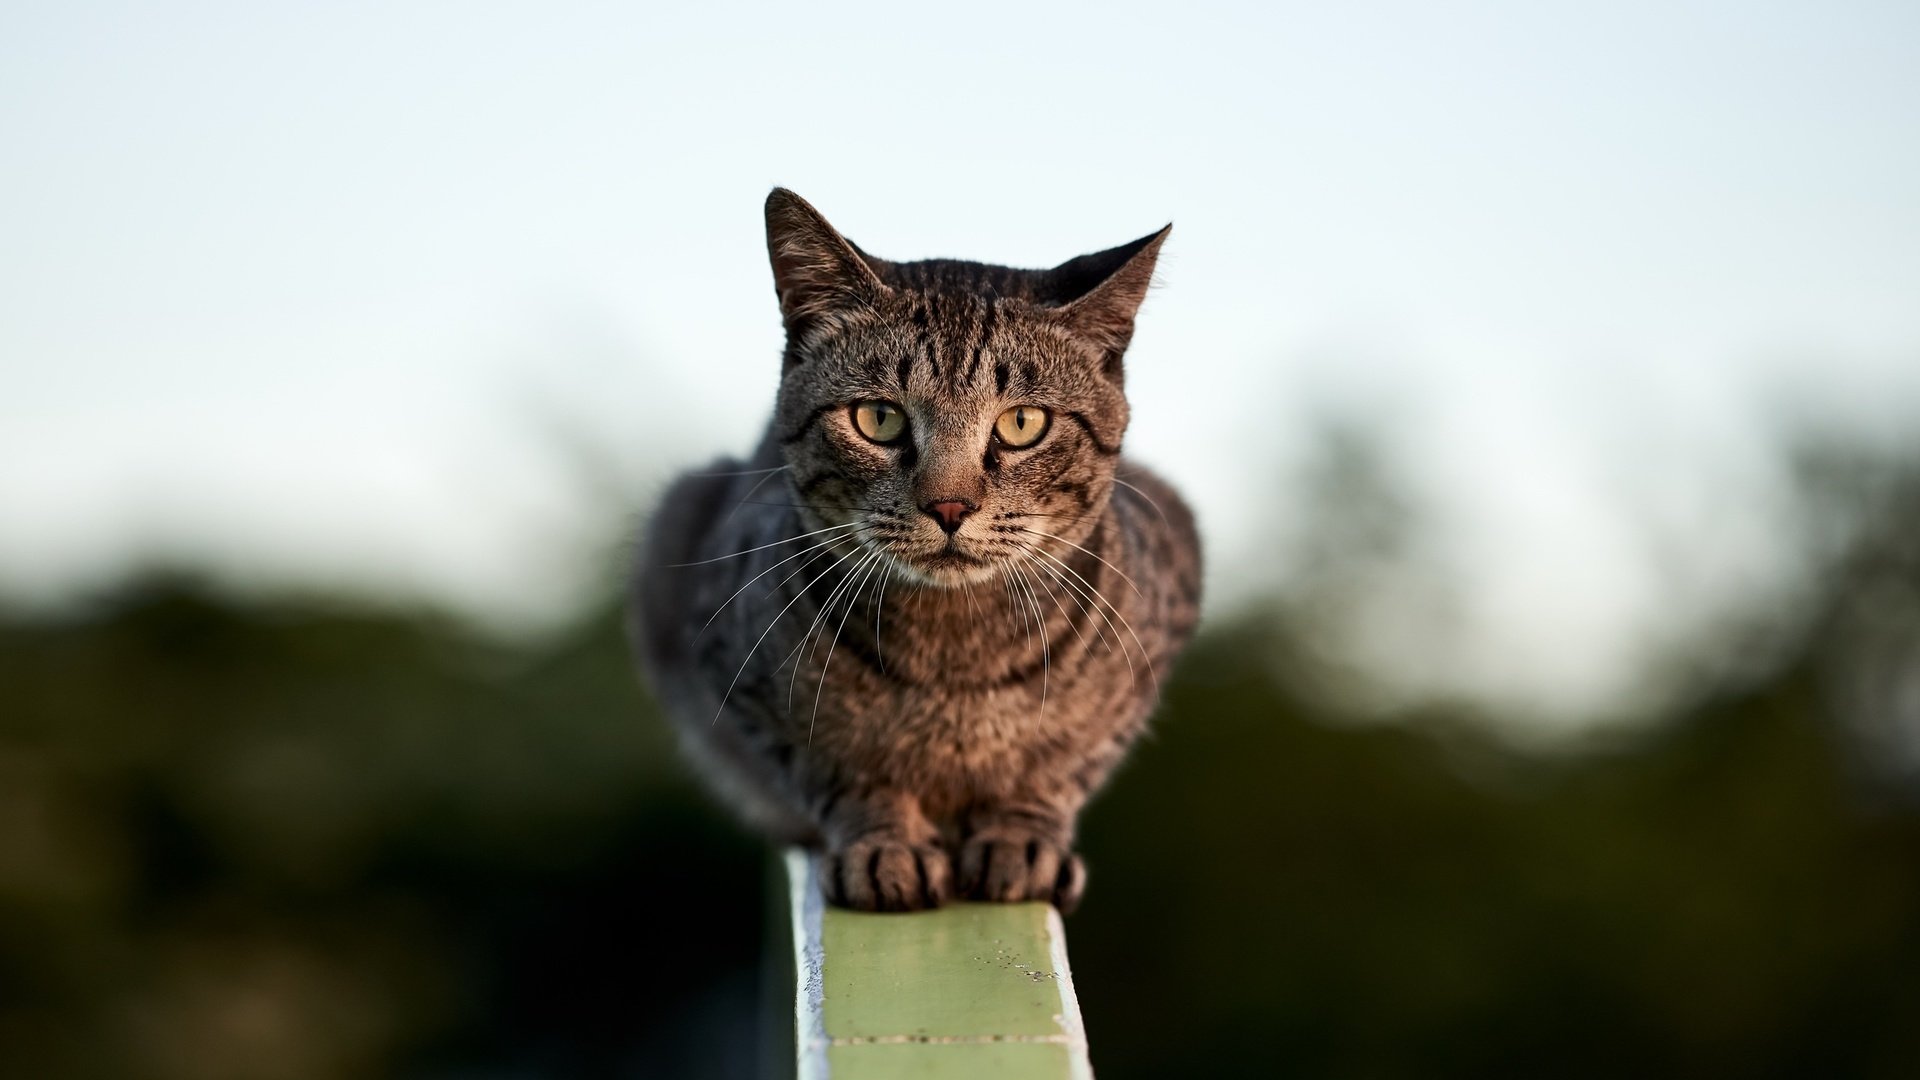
[824,837,951,912]
[959,833,1086,913]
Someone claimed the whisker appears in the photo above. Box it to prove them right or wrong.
[761,537,852,601]
[1112,477,1171,526]
[738,499,885,515]
[720,467,790,527]
[1028,546,1158,696]
[712,543,863,725]
[1004,570,1035,666]
[1023,552,1097,654]
[1032,562,1131,689]
[810,550,887,744]
[997,510,1105,524]
[787,547,880,715]
[872,557,891,674]
[1010,564,1049,721]
[695,531,853,641]
[1026,546,1136,683]
[1027,552,1116,655]
[669,521,858,567]
[804,548,878,673]
[700,463,790,477]
[1016,526,1144,598]
[790,546,878,726]
[815,548,883,663]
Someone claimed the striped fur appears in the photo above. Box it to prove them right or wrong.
[630,190,1202,913]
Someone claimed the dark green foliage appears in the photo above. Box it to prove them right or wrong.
[1075,613,1920,1078]
[0,581,764,1079]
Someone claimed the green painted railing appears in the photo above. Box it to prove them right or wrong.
[783,850,1094,1079]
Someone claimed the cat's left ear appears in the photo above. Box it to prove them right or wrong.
[1048,224,1171,375]
[765,188,892,336]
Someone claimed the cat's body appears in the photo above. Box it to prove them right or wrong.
[631,191,1201,912]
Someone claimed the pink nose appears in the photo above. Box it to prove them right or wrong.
[923,499,975,534]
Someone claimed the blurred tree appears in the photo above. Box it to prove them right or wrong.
[0,580,764,1078]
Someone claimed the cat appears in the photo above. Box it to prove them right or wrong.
[629,189,1201,913]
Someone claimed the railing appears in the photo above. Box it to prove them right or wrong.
[783,850,1095,1079]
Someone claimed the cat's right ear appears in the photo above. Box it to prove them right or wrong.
[1045,224,1170,379]
[765,189,891,335]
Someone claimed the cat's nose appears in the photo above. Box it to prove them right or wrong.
[922,499,976,534]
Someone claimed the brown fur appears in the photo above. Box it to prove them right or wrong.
[630,189,1202,912]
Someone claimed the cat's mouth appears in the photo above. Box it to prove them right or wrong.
[923,548,982,568]
[882,538,996,587]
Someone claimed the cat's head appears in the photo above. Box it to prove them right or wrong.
[765,189,1167,588]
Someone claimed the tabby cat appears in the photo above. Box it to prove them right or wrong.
[630,190,1201,913]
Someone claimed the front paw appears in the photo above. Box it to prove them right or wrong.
[824,836,952,912]
[959,831,1086,913]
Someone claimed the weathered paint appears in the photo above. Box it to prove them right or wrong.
[787,850,1093,1079]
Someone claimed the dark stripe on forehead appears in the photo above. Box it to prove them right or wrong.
[904,293,922,380]
[1063,411,1122,456]
[994,359,1010,396]
[903,300,929,389]
[965,299,997,387]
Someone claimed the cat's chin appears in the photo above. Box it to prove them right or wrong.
[892,549,1002,589]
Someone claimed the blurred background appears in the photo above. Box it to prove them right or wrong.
[5,2,1919,1077]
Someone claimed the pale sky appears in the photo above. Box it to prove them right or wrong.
[4,1,1918,723]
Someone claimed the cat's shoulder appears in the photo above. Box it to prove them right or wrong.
[1113,459,1199,549]
[643,458,749,563]
[629,456,757,664]
[1112,458,1203,630]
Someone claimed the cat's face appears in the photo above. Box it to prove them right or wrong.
[765,190,1166,588]
[778,290,1127,587]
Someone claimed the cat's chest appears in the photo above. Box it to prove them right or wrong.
[812,670,1069,809]
[799,601,1139,794]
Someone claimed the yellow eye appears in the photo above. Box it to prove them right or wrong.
[994,405,1050,448]
[852,400,908,444]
